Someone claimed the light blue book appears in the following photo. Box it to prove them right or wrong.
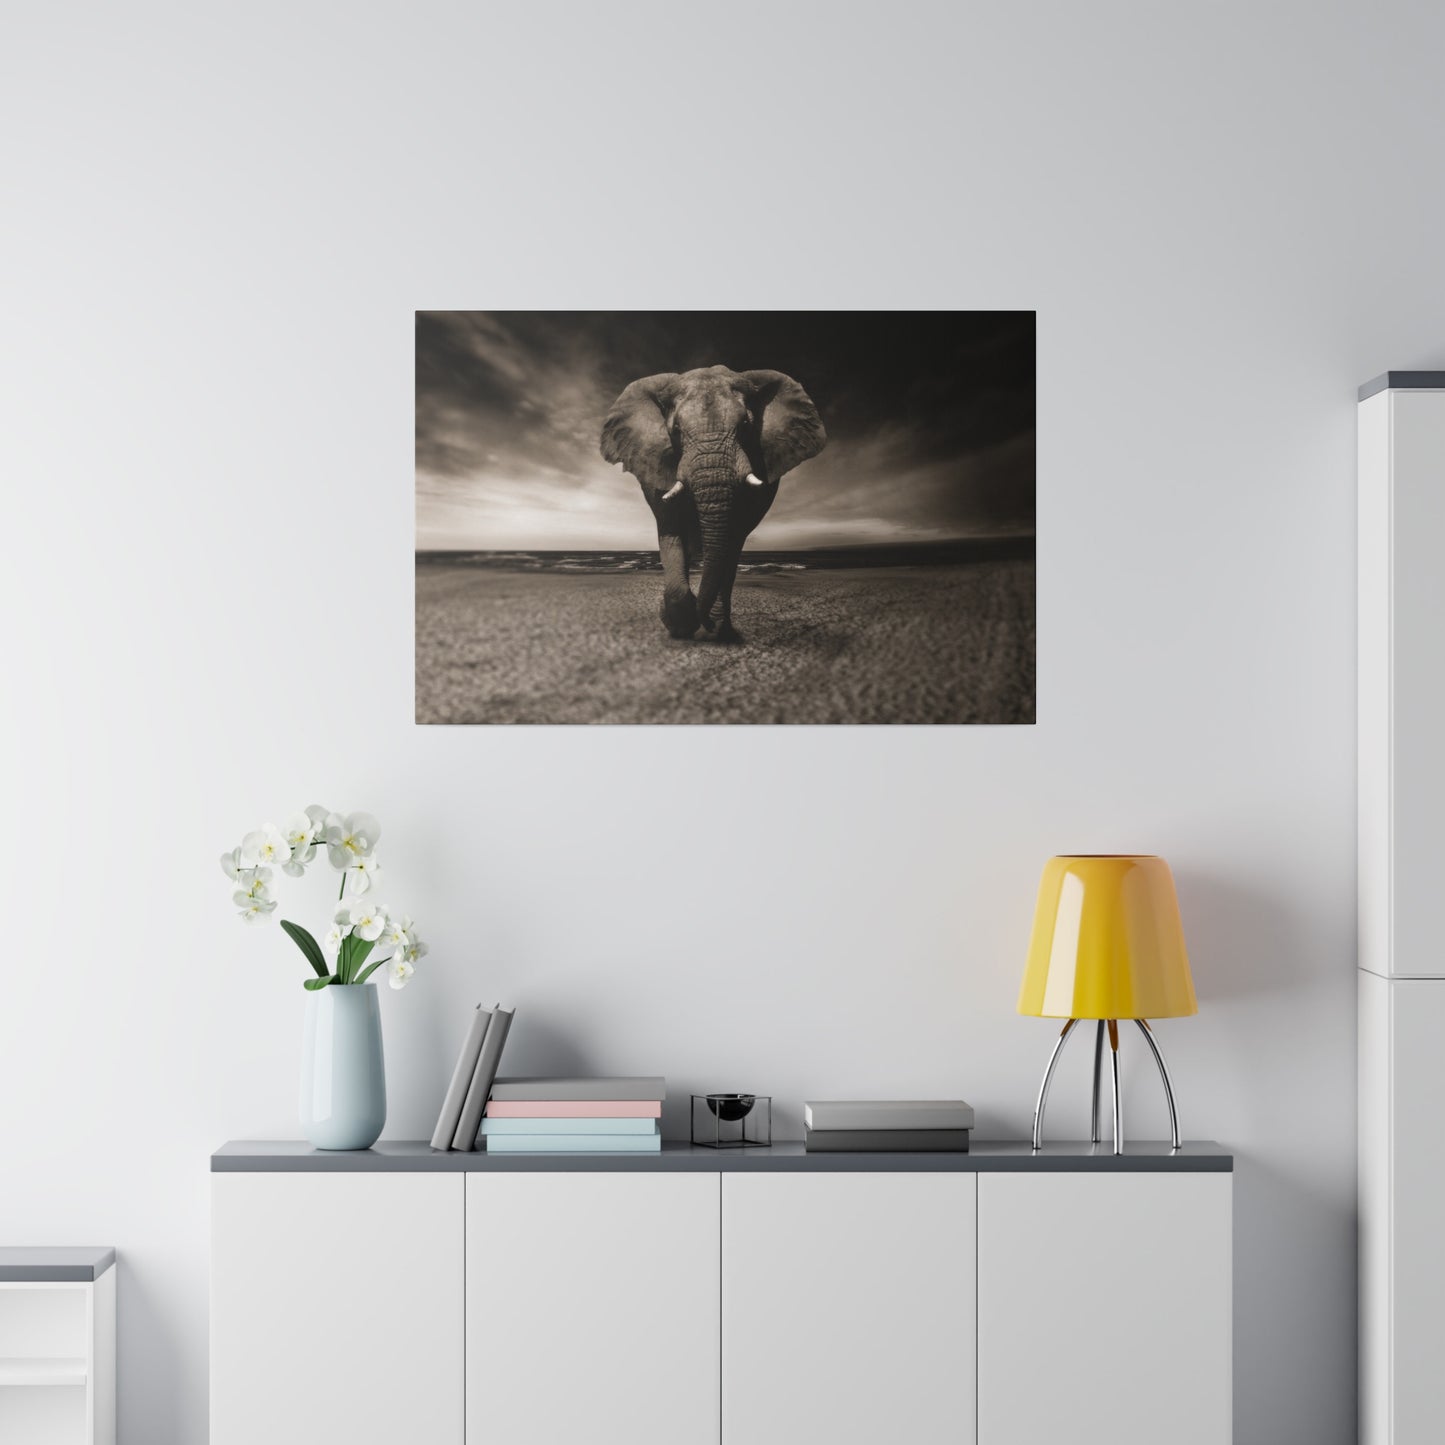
[484,1133,663,1154]
[479,1116,660,1137]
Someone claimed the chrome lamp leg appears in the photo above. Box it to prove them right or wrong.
[1135,1018,1181,1150]
[1031,1018,1078,1151]
[1107,1018,1122,1155]
[1090,1020,1105,1144]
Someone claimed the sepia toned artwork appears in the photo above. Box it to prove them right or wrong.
[416,311,1034,724]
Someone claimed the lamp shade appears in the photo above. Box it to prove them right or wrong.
[1017,856,1196,1020]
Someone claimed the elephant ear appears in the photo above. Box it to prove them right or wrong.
[740,370,826,483]
[601,373,681,493]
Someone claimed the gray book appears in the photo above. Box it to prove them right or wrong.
[452,1005,515,1151]
[804,1100,975,1132]
[804,1127,971,1152]
[488,1076,665,1102]
[430,1004,492,1151]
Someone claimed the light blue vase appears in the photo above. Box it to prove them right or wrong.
[300,984,386,1150]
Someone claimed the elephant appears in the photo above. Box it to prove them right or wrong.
[600,365,826,641]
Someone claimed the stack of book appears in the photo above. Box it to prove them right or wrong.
[480,1077,665,1154]
[803,1099,974,1152]
[430,1003,517,1152]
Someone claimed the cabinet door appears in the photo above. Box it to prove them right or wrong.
[211,1173,463,1445]
[1389,395,1445,976]
[466,1172,719,1445]
[1387,978,1445,1439]
[722,1172,976,1445]
[977,1173,1231,1445]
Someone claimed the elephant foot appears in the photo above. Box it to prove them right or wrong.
[713,620,743,644]
[660,589,699,639]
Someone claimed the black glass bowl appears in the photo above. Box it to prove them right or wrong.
[704,1093,756,1122]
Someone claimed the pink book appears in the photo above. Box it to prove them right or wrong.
[484,1099,662,1118]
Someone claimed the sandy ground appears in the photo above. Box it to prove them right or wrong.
[415,560,1035,725]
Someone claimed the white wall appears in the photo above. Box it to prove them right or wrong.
[3,3,1443,1441]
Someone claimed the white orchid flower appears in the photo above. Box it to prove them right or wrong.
[387,959,415,990]
[324,922,347,954]
[282,842,316,878]
[325,812,380,869]
[348,902,388,942]
[333,905,354,931]
[220,847,248,882]
[231,869,273,903]
[399,936,428,967]
[380,914,411,950]
[344,856,383,895]
[241,823,290,869]
[283,812,316,849]
[236,892,277,924]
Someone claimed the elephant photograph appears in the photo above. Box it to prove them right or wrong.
[415,311,1035,725]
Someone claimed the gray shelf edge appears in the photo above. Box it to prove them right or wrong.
[0,1247,116,1283]
[1359,371,1445,401]
[212,1140,1232,1174]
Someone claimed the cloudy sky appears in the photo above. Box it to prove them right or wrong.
[416,311,1034,551]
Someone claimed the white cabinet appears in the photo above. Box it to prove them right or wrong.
[465,1172,719,1445]
[1358,374,1445,1445]
[212,1147,1230,1445]
[210,1173,464,1445]
[721,1172,975,1445]
[977,1173,1232,1445]
[0,1264,114,1445]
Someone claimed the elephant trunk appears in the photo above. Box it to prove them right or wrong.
[690,477,736,628]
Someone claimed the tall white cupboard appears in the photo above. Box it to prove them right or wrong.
[1358,373,1445,1445]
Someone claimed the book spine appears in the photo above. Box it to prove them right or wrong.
[483,1134,663,1154]
[804,1103,976,1131]
[488,1077,667,1102]
[804,1128,971,1152]
[479,1117,661,1136]
[483,1099,662,1119]
[429,1006,492,1151]
[452,1006,515,1151]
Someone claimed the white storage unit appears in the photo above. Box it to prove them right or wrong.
[0,1249,115,1445]
[211,1141,1231,1445]
[1358,373,1445,1445]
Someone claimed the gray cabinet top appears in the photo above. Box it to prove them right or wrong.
[1359,371,1445,401]
[0,1247,115,1282]
[213,1140,1231,1173]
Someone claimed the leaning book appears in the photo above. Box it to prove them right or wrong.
[430,1005,492,1151]
[452,1005,515,1151]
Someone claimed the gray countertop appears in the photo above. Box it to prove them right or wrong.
[214,1140,1232,1173]
[1359,371,1445,400]
[0,1247,115,1282]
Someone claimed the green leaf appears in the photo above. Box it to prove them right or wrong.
[348,937,377,981]
[280,919,329,978]
[303,974,335,991]
[354,954,390,987]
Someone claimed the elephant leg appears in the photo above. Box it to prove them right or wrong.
[657,534,698,638]
[714,555,743,643]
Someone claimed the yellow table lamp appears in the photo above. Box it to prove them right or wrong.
[1019,855,1196,1154]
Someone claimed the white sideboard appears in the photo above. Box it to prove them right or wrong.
[0,1249,115,1445]
[1358,373,1445,1445]
[211,1141,1232,1445]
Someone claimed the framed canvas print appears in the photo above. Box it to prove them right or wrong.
[416,311,1034,724]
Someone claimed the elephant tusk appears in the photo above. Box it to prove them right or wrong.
[662,481,685,501]
[746,472,765,487]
